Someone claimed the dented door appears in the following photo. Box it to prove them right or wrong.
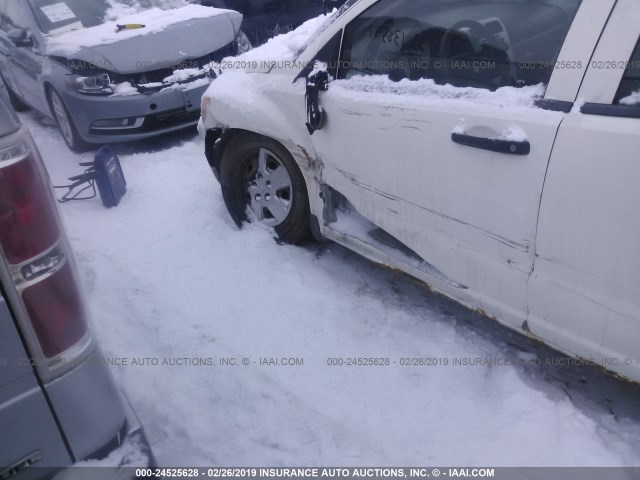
[309,0,611,327]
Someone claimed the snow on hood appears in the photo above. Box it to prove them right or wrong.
[47,5,241,73]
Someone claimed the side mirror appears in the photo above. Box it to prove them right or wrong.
[305,65,330,135]
[8,29,33,48]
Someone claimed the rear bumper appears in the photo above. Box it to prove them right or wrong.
[84,389,156,468]
[49,391,155,480]
[117,390,157,468]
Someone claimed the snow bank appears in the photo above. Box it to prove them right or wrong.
[619,90,640,106]
[47,4,228,56]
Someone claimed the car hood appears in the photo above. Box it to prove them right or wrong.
[46,7,242,75]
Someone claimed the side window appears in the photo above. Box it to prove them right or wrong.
[296,30,343,81]
[339,0,581,91]
[614,38,640,106]
[5,0,29,31]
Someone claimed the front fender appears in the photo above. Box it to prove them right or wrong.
[205,71,313,150]
[203,70,325,213]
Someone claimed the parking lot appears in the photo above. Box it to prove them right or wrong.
[1,0,640,473]
[18,110,640,467]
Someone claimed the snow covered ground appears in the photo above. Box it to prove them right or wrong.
[21,112,640,467]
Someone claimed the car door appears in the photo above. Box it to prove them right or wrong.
[2,0,46,112]
[529,0,640,381]
[309,0,613,327]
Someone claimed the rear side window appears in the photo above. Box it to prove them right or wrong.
[614,38,640,105]
[339,0,582,90]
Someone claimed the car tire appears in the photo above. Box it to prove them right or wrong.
[47,88,89,152]
[220,133,311,244]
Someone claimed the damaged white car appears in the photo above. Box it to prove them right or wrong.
[199,0,640,383]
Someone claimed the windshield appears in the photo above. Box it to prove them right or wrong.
[296,0,361,58]
[27,0,110,34]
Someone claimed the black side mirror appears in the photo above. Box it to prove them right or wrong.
[305,66,330,135]
[8,29,33,48]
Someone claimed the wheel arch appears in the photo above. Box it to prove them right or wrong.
[206,128,247,178]
[208,128,315,187]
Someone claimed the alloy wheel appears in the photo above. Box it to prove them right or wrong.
[245,148,293,227]
[50,91,74,146]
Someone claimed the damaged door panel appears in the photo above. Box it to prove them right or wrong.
[312,92,564,329]
[303,0,595,329]
[321,185,468,290]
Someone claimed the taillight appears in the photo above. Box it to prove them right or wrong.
[0,143,60,264]
[0,128,90,373]
[22,261,88,359]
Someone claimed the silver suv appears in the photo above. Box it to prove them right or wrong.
[0,78,154,478]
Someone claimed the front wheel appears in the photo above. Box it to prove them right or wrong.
[219,133,311,244]
[47,88,88,152]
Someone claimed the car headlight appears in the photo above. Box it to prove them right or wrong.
[235,30,252,55]
[65,73,114,95]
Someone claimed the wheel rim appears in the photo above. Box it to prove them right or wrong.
[245,148,293,227]
[50,92,73,145]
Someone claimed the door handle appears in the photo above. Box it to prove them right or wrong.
[451,132,530,155]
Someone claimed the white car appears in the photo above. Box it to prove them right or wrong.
[199,0,640,383]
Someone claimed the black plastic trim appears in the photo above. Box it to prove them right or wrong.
[534,99,574,113]
[205,128,223,174]
[581,102,640,119]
